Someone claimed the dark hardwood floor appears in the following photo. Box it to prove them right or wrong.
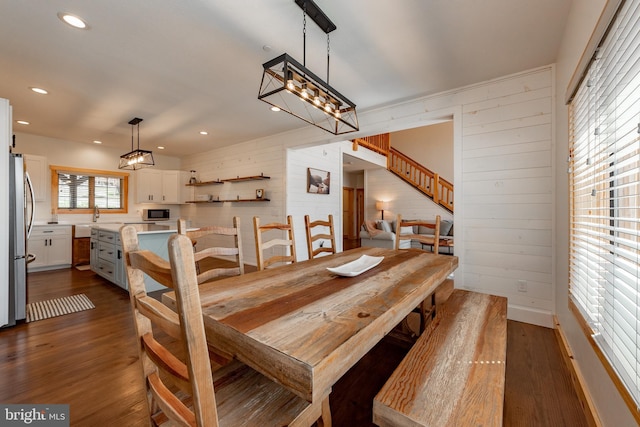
[0,267,588,426]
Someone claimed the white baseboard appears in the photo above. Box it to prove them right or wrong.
[507,304,554,328]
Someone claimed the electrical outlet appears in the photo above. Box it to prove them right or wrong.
[517,280,527,293]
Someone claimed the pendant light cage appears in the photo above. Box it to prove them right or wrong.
[119,117,154,170]
[258,0,358,135]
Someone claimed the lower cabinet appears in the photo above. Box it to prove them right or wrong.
[90,226,169,293]
[72,237,91,266]
[91,229,127,290]
[115,244,127,288]
[28,225,72,272]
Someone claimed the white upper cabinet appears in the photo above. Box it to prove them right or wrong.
[24,154,47,202]
[136,169,188,204]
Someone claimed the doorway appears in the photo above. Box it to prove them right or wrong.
[342,187,355,239]
[342,186,363,250]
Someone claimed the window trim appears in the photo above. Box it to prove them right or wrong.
[50,165,129,214]
[569,300,640,421]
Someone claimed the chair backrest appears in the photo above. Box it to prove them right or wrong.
[394,214,441,253]
[253,215,297,270]
[120,225,219,426]
[177,218,244,283]
[304,214,336,259]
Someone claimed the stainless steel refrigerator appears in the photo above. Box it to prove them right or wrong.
[7,153,35,326]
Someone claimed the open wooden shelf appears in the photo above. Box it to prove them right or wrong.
[186,198,270,204]
[222,174,270,182]
[186,174,270,186]
[185,179,223,187]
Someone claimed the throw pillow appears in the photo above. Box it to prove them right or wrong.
[439,220,453,237]
[418,223,435,235]
[399,225,413,235]
[377,220,392,233]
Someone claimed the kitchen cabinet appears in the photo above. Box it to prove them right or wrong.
[28,225,72,272]
[24,154,47,202]
[90,228,99,268]
[72,237,91,266]
[114,244,127,289]
[91,228,127,289]
[136,169,188,204]
[90,224,171,292]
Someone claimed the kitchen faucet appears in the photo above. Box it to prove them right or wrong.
[93,205,100,222]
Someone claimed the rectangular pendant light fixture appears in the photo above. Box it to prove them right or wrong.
[119,117,155,170]
[258,0,358,135]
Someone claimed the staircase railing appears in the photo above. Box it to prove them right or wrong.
[388,148,453,212]
[352,134,453,213]
[352,134,390,156]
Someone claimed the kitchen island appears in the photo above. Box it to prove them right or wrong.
[90,223,179,292]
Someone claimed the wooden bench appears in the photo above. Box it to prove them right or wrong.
[373,289,508,427]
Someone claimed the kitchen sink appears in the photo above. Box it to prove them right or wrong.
[74,224,93,238]
[73,223,123,238]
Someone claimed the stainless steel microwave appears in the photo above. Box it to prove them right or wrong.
[142,209,170,221]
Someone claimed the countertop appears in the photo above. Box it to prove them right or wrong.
[91,223,178,235]
[33,221,183,235]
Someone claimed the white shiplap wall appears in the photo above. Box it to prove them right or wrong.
[361,66,554,327]
[286,144,342,261]
[180,140,288,266]
[460,68,554,327]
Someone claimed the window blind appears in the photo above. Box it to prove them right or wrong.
[569,0,640,407]
[57,172,123,210]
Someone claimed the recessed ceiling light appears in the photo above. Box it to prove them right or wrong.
[199,131,208,135]
[30,87,48,95]
[16,120,30,125]
[58,12,88,29]
[157,146,165,150]
[271,106,281,112]
[93,140,102,144]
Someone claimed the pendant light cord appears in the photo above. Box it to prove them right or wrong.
[302,2,331,84]
[302,5,306,67]
[327,34,330,85]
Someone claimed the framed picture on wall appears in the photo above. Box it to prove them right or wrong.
[307,168,330,194]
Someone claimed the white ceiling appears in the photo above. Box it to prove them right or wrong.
[0,0,572,158]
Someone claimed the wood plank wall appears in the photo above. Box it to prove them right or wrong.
[180,140,287,267]
[364,67,554,327]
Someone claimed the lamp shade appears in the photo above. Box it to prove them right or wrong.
[376,201,390,211]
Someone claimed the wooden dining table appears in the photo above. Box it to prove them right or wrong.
[163,246,458,403]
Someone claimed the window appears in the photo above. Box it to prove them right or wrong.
[568,0,640,414]
[51,166,129,214]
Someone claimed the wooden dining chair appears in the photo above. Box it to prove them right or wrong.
[177,218,244,284]
[394,214,442,337]
[304,214,336,259]
[394,214,441,253]
[120,225,331,427]
[253,215,297,270]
